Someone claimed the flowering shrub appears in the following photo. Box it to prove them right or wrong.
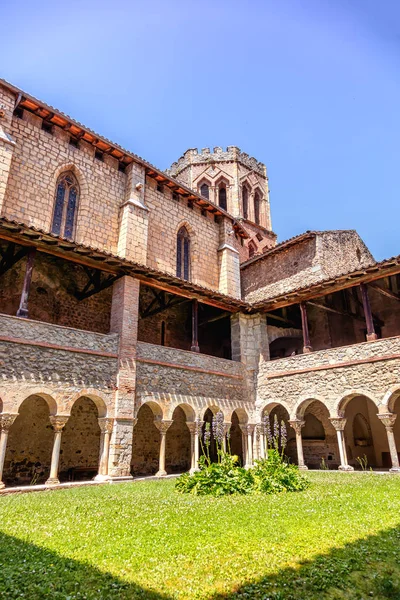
[175,411,309,496]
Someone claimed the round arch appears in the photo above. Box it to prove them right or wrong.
[168,402,196,422]
[292,396,329,420]
[382,387,400,413]
[137,400,164,420]
[13,389,58,416]
[336,390,380,416]
[68,390,109,417]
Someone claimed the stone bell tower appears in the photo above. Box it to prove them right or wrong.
[167,146,276,257]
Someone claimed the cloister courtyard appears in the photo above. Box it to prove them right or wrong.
[0,472,399,599]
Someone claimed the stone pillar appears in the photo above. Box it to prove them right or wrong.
[118,161,149,264]
[330,417,354,471]
[253,424,261,461]
[378,414,400,473]
[258,425,266,459]
[218,217,241,299]
[289,419,308,470]
[222,422,231,453]
[231,313,269,408]
[95,418,114,481]
[0,414,18,489]
[155,420,173,477]
[45,416,69,486]
[241,424,255,469]
[191,299,200,352]
[109,276,140,479]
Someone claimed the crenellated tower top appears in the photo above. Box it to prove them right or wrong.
[167,146,276,258]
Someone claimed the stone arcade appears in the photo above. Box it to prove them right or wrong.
[0,79,400,490]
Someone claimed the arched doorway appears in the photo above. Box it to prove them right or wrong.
[298,400,339,469]
[59,397,101,482]
[230,409,246,465]
[201,407,220,463]
[165,406,192,473]
[263,404,295,462]
[131,403,161,476]
[269,336,303,359]
[4,395,54,486]
[341,395,387,469]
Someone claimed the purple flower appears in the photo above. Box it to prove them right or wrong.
[212,410,225,445]
[281,420,287,450]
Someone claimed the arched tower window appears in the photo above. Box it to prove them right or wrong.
[218,184,227,211]
[52,172,79,240]
[200,183,209,199]
[242,185,249,220]
[176,226,190,280]
[254,191,261,225]
[248,241,256,258]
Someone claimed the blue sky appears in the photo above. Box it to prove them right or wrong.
[1,0,400,259]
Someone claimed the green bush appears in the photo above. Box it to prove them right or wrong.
[175,412,310,497]
[175,453,254,496]
[252,450,310,494]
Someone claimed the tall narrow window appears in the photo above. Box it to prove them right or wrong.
[200,183,209,199]
[176,226,190,280]
[254,191,261,225]
[248,241,256,258]
[52,172,79,240]
[218,185,227,211]
[242,185,249,219]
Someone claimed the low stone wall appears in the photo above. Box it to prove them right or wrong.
[0,313,118,353]
[0,314,118,412]
[257,336,400,416]
[136,342,248,419]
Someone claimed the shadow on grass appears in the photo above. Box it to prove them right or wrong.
[1,525,400,599]
[0,531,171,600]
[213,524,400,600]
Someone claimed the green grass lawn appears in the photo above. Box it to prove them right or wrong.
[0,472,400,599]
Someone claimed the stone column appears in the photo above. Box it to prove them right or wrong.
[330,417,354,471]
[95,418,114,481]
[108,276,139,479]
[45,416,69,486]
[218,217,241,299]
[16,248,36,318]
[253,424,261,461]
[258,425,266,459]
[240,424,255,469]
[378,414,400,473]
[155,420,173,477]
[186,421,199,473]
[289,419,308,470]
[0,414,18,489]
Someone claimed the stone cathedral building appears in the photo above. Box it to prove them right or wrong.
[0,78,399,491]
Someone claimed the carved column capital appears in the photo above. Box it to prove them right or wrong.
[378,413,397,430]
[289,419,306,435]
[49,415,69,432]
[154,420,173,434]
[186,421,197,435]
[98,417,114,434]
[329,417,347,431]
[0,413,18,432]
[240,424,255,435]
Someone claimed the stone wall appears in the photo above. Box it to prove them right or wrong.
[241,231,376,303]
[136,342,247,419]
[257,335,400,418]
[0,313,118,413]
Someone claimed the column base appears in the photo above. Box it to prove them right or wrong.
[94,474,112,482]
[338,465,354,472]
[109,475,134,482]
[45,477,60,486]
[16,308,28,318]
[189,467,200,475]
[298,465,308,470]
[0,481,5,490]
[389,467,400,473]
[191,345,200,353]
[303,345,313,354]
[156,470,167,477]
[366,333,378,341]
[244,464,253,470]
